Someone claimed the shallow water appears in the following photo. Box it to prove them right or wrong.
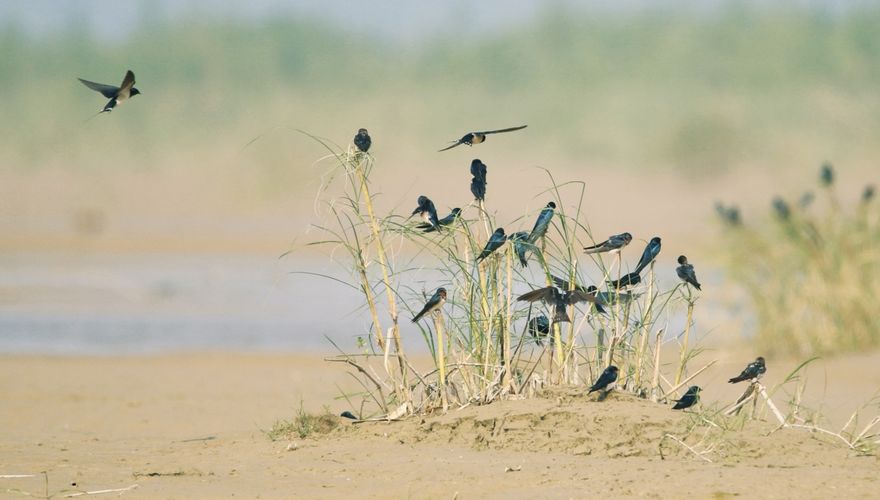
[0,251,746,354]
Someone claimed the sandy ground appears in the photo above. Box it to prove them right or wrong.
[1,352,878,499]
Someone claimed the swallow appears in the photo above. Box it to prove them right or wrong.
[417,208,461,233]
[675,255,702,290]
[438,125,527,151]
[508,231,531,267]
[728,356,766,384]
[672,386,701,410]
[633,236,661,274]
[340,411,358,420]
[470,159,487,201]
[527,201,556,244]
[608,271,641,290]
[588,365,619,394]
[78,70,140,114]
[772,197,791,220]
[411,287,447,322]
[863,185,876,203]
[714,202,742,226]
[550,276,607,314]
[527,314,551,345]
[353,128,371,152]
[476,228,507,262]
[410,195,441,232]
[583,232,632,254]
[517,286,596,323]
[820,162,834,187]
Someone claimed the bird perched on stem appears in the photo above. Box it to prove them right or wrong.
[410,196,441,232]
[728,357,766,384]
[672,386,701,410]
[508,231,530,267]
[608,271,641,290]
[438,125,527,151]
[527,202,556,244]
[470,159,487,202]
[675,255,702,290]
[78,69,140,114]
[417,208,461,233]
[411,287,447,322]
[353,128,371,152]
[476,228,507,263]
[633,237,661,274]
[583,232,632,254]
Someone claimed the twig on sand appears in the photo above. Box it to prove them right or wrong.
[659,433,713,463]
[63,484,139,497]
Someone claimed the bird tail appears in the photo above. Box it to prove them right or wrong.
[82,109,109,123]
[553,307,570,324]
[728,376,744,384]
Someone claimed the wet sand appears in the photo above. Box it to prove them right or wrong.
[1,352,878,498]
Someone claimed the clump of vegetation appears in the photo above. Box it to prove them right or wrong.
[300,133,710,418]
[266,403,339,441]
[715,163,879,356]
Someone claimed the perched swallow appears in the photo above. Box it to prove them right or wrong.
[728,357,766,384]
[78,70,140,113]
[517,286,596,323]
[527,201,556,244]
[772,197,791,220]
[820,162,834,187]
[508,231,531,267]
[476,228,507,262]
[583,232,632,254]
[417,208,461,233]
[588,365,619,394]
[470,159,487,202]
[438,125,527,152]
[411,287,447,322]
[714,202,742,226]
[672,386,701,410]
[608,271,641,290]
[675,255,702,290]
[411,195,441,232]
[340,411,358,420]
[527,314,551,346]
[353,128,371,152]
[633,237,661,274]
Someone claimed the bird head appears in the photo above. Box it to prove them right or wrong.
[437,287,447,299]
[622,232,632,242]
[755,356,765,365]
[677,255,688,265]
[130,88,141,97]
[651,236,661,244]
[450,208,462,216]
[546,201,556,209]
[357,128,369,136]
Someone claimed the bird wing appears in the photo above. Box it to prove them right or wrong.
[119,70,136,93]
[517,287,556,303]
[78,78,119,99]
[583,239,610,252]
[478,125,528,135]
[567,289,598,304]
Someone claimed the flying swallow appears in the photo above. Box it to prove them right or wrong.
[470,159,487,201]
[410,195,441,232]
[476,228,507,262]
[633,237,661,274]
[672,386,701,410]
[417,208,461,233]
[675,255,702,290]
[608,271,641,290]
[78,70,140,114]
[583,232,632,254]
[353,128,371,152]
[411,287,447,322]
[527,201,556,244]
[508,231,531,267]
[527,314,551,346]
[550,276,606,314]
[588,365,619,394]
[728,357,766,384]
[438,125,528,152]
[820,162,834,187]
[517,286,596,323]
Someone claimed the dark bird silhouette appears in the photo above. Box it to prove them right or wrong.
[583,232,632,254]
[410,195,441,232]
[820,162,834,187]
[417,208,461,233]
[508,231,531,267]
[438,125,527,151]
[550,276,606,314]
[863,185,876,204]
[470,159,487,201]
[476,228,507,262]
[527,314,551,346]
[78,70,140,114]
[672,386,701,410]
[772,197,791,220]
[527,201,556,244]
[411,287,447,322]
[633,237,661,274]
[675,255,702,290]
[714,202,742,226]
[517,286,596,323]
[588,365,619,394]
[728,357,766,384]
[353,128,371,152]
[608,271,641,290]
[340,411,358,420]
